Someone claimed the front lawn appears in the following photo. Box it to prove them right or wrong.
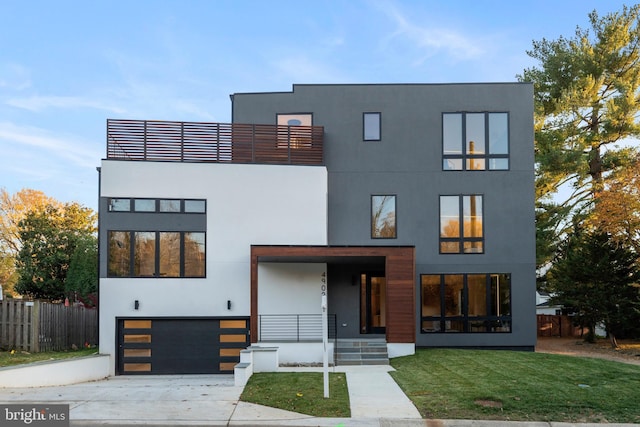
[240,372,350,417]
[0,348,97,367]
[390,349,640,423]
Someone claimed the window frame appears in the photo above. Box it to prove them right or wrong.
[107,230,206,278]
[363,112,381,141]
[442,112,510,171]
[439,194,484,254]
[108,198,206,214]
[371,194,397,239]
[420,273,512,333]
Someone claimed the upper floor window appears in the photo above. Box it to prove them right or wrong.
[363,112,381,141]
[277,113,313,149]
[440,195,483,254]
[371,195,396,239]
[108,198,206,213]
[443,112,509,171]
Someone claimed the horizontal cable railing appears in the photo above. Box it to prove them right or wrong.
[106,119,324,165]
[258,314,337,342]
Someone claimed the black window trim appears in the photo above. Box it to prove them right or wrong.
[442,111,510,171]
[107,230,206,278]
[108,197,207,214]
[439,194,484,254]
[371,194,397,239]
[363,112,381,141]
[420,273,512,334]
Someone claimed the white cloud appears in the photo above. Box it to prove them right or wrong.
[5,95,127,114]
[0,122,102,169]
[378,3,485,63]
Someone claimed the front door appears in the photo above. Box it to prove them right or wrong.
[360,273,386,334]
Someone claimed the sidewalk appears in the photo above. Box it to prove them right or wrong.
[1,365,639,426]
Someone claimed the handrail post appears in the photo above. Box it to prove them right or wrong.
[143,120,148,160]
[181,121,185,162]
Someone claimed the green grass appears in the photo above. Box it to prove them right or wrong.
[240,372,350,417]
[390,349,640,423]
[0,348,98,367]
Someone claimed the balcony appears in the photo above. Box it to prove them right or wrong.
[106,119,324,165]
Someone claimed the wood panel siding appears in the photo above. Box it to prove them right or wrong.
[250,245,415,344]
[107,119,323,165]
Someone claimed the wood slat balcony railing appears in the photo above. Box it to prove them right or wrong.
[106,119,324,165]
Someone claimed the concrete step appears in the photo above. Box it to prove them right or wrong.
[335,338,389,366]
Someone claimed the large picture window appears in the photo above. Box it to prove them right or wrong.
[371,195,396,238]
[421,273,511,333]
[443,112,509,170]
[440,195,483,254]
[108,231,205,278]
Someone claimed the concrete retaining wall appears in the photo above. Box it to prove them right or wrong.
[0,354,110,388]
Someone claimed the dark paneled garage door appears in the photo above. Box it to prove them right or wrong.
[117,318,249,375]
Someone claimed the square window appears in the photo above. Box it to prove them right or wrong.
[363,112,381,141]
[443,112,509,171]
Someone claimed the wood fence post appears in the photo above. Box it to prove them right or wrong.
[31,300,40,352]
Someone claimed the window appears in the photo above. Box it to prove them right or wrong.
[443,112,509,170]
[184,200,206,213]
[109,198,131,212]
[371,195,396,238]
[277,113,313,149]
[440,195,483,254]
[134,199,156,212]
[421,273,511,333]
[108,198,205,213]
[108,231,206,278]
[363,112,381,141]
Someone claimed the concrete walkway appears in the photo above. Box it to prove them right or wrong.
[1,366,639,426]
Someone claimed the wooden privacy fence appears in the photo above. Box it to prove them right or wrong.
[537,314,585,337]
[0,300,97,352]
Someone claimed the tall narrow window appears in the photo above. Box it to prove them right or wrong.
[371,195,396,238]
[443,112,509,170]
[134,232,156,276]
[159,232,181,277]
[108,231,130,276]
[184,232,206,277]
[363,112,381,141]
[440,195,483,254]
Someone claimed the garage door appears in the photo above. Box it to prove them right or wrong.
[117,318,249,375]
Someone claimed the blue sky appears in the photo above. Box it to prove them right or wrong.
[0,1,632,210]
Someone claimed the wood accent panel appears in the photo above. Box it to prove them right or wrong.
[250,245,416,344]
[107,119,323,165]
[220,320,247,329]
[124,320,151,329]
[124,363,151,372]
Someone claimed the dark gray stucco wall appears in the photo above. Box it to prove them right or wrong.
[232,83,536,348]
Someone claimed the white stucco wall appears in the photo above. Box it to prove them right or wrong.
[99,161,327,374]
[258,263,327,315]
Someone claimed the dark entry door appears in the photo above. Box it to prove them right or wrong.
[360,273,386,334]
[117,318,249,375]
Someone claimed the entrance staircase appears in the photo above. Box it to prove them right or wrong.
[335,338,388,365]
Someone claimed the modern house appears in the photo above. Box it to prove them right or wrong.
[98,83,536,376]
